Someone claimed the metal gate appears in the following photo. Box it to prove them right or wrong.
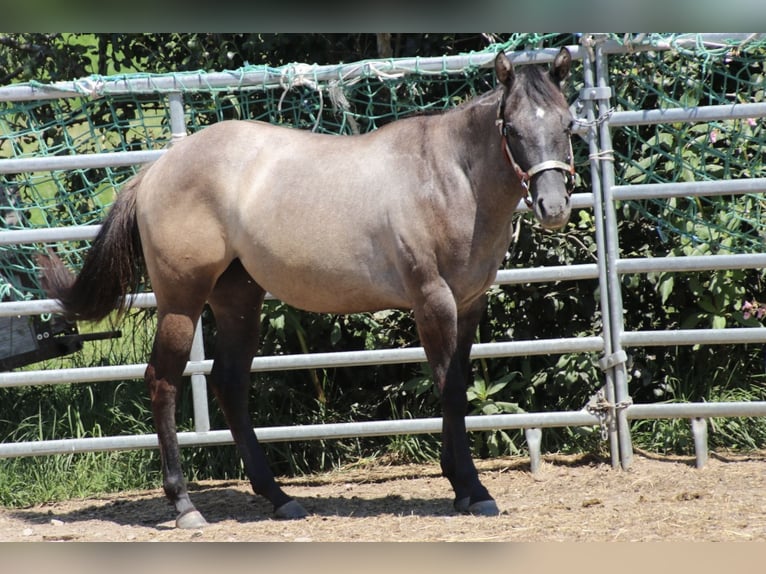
[587,36,766,467]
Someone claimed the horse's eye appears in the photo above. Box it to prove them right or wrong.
[504,122,519,136]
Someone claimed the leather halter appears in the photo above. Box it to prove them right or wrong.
[495,106,576,208]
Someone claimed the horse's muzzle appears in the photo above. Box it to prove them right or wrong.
[532,171,572,230]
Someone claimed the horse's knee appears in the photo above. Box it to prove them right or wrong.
[156,313,196,358]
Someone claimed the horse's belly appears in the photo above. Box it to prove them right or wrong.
[258,270,409,314]
[238,245,409,314]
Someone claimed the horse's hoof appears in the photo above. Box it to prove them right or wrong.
[176,509,209,529]
[275,499,308,520]
[454,497,500,516]
[454,497,470,513]
[468,499,500,516]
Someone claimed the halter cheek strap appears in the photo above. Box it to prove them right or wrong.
[495,118,576,208]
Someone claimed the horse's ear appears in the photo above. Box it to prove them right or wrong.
[494,52,514,89]
[550,47,572,89]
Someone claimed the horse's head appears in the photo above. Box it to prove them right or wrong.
[495,47,575,230]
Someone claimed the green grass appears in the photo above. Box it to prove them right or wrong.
[630,349,766,455]
[0,311,160,507]
[0,451,158,508]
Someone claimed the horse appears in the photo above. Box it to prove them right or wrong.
[39,47,576,528]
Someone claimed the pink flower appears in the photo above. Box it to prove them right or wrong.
[742,300,766,321]
[710,129,719,144]
[747,118,757,128]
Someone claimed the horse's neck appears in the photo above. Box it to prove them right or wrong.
[449,91,526,219]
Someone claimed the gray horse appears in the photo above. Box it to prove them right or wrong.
[40,47,575,528]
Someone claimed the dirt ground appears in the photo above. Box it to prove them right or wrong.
[2,450,765,542]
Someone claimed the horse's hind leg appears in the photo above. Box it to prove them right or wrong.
[207,260,307,519]
[146,304,209,529]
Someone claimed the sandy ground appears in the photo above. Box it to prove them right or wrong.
[2,450,765,543]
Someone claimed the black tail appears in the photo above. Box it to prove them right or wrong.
[38,172,145,322]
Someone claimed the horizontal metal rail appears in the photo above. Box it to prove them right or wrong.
[620,327,766,347]
[620,328,766,347]
[496,264,598,285]
[0,263,600,319]
[0,410,602,458]
[3,34,758,104]
[0,150,164,175]
[0,193,595,247]
[0,45,583,103]
[626,400,766,420]
[0,336,604,388]
[0,293,158,316]
[599,33,766,55]
[3,397,764,459]
[611,178,766,201]
[610,101,766,127]
[616,253,766,275]
[0,225,102,245]
[5,397,765,459]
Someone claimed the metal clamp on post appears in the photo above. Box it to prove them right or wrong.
[579,86,613,101]
[598,349,627,371]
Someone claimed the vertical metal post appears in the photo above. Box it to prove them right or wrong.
[166,91,209,432]
[580,38,620,470]
[190,319,210,433]
[167,92,187,142]
[691,417,709,469]
[525,427,543,475]
[595,43,634,469]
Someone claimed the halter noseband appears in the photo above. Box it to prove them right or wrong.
[495,111,576,208]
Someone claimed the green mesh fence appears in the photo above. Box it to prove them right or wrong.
[2,33,765,303]
[0,33,571,301]
[608,33,766,255]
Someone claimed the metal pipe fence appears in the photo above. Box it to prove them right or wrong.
[0,410,604,459]
[591,36,766,469]
[0,42,612,468]
[2,34,765,473]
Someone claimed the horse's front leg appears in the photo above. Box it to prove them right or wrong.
[414,286,499,516]
[451,294,499,515]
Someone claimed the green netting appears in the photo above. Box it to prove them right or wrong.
[0,33,572,301]
[608,33,766,255]
[2,33,765,303]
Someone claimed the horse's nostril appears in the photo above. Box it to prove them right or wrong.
[536,197,547,217]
